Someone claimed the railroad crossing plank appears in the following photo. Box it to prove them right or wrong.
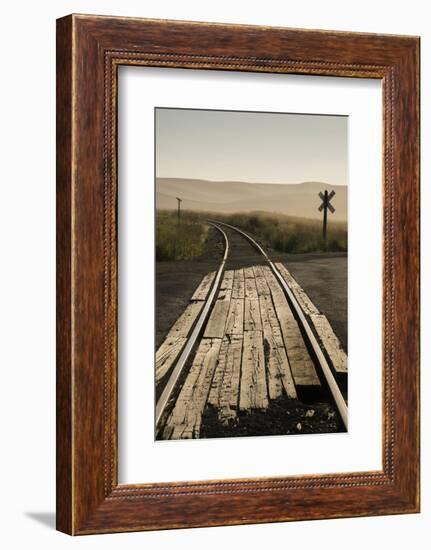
[166,301,204,339]
[310,314,348,374]
[208,334,243,422]
[225,298,244,335]
[163,338,222,439]
[261,266,282,296]
[204,298,231,338]
[244,298,262,331]
[217,287,232,302]
[232,269,245,299]
[245,274,259,300]
[275,263,319,316]
[244,267,255,279]
[253,265,271,295]
[220,270,234,290]
[259,295,297,399]
[239,330,268,411]
[191,271,216,301]
[262,268,320,388]
[275,262,347,374]
[155,336,187,383]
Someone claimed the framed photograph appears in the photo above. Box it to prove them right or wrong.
[56,14,420,534]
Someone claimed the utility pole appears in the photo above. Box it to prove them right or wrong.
[176,197,182,224]
[318,190,335,243]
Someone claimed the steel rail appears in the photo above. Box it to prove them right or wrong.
[211,220,348,430]
[155,223,229,429]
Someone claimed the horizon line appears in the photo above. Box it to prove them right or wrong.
[156,176,348,186]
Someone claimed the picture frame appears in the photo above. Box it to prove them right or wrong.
[56,14,420,534]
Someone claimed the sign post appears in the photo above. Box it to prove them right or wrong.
[176,197,182,224]
[318,190,335,243]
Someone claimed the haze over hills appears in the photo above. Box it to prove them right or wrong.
[156,178,347,222]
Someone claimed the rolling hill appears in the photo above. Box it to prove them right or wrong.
[156,178,347,221]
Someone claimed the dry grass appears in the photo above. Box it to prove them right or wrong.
[156,211,207,261]
[156,209,347,258]
[199,210,347,254]
[222,211,347,253]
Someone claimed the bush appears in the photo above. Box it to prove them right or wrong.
[156,212,207,261]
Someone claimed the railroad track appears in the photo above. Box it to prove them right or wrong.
[155,221,348,439]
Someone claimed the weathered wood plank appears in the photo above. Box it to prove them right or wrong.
[217,288,232,302]
[273,295,320,387]
[155,336,187,383]
[275,263,319,316]
[310,314,348,374]
[239,330,268,411]
[275,262,347,373]
[208,334,243,422]
[165,301,204,339]
[261,266,281,296]
[220,270,234,290]
[232,269,245,299]
[243,267,255,279]
[245,275,259,300]
[244,298,262,331]
[253,265,271,296]
[259,295,297,399]
[204,299,230,338]
[225,298,244,335]
[163,338,222,439]
[191,271,216,301]
[262,268,320,387]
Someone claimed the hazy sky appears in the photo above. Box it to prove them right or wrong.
[155,108,347,185]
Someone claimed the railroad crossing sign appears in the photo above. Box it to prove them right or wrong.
[318,190,335,241]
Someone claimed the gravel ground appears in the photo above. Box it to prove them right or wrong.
[201,398,342,440]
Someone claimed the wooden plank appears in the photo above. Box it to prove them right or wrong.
[275,262,347,373]
[155,336,187,383]
[262,268,320,387]
[310,314,348,374]
[275,262,319,316]
[272,292,320,387]
[166,301,204,339]
[191,271,216,301]
[220,270,234,290]
[243,267,255,279]
[217,288,232,302]
[239,330,268,411]
[244,274,259,300]
[259,295,297,399]
[244,298,262,331]
[208,334,243,422]
[261,266,281,296]
[253,265,271,296]
[163,338,222,439]
[232,269,245,299]
[204,299,230,338]
[225,298,244,335]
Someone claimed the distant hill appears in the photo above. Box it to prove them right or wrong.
[156,178,347,221]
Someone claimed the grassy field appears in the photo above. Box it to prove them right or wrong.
[156,211,208,261]
[156,209,347,259]
[218,211,347,254]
